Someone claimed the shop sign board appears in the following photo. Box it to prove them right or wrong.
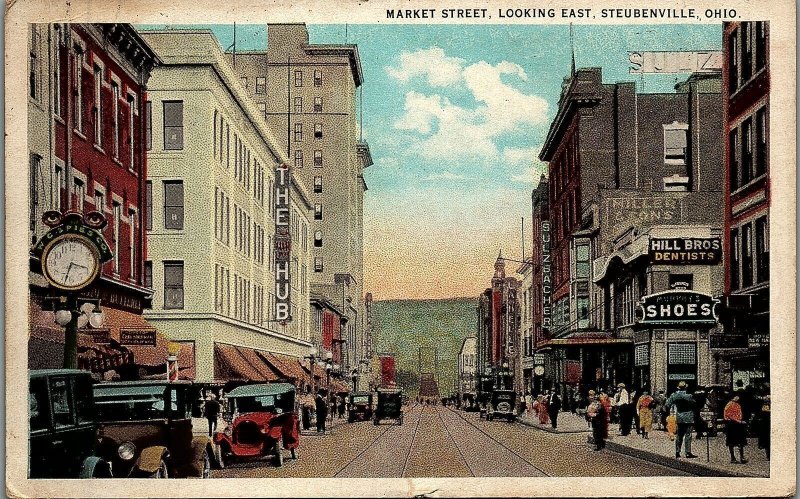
[748,332,769,348]
[541,221,552,332]
[274,165,292,322]
[637,290,719,326]
[710,334,748,349]
[120,329,157,346]
[649,237,722,264]
[533,353,547,365]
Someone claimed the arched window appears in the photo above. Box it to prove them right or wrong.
[314,230,323,247]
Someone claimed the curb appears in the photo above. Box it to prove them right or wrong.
[587,435,758,477]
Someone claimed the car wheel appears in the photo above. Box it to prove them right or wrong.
[214,444,227,469]
[153,458,169,479]
[201,448,212,478]
[273,439,284,467]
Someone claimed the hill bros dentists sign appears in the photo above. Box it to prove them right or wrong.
[274,165,292,322]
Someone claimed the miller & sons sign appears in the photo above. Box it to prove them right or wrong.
[636,290,720,327]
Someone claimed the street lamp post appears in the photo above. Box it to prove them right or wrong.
[303,345,321,394]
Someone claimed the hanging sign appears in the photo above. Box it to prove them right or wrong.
[274,165,292,322]
[637,290,720,326]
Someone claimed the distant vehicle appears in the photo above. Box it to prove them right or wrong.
[374,388,404,425]
[93,380,214,478]
[213,383,300,468]
[487,389,517,422]
[348,392,373,423]
[477,376,494,419]
[29,369,112,478]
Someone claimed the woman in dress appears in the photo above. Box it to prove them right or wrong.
[724,395,749,464]
[586,390,608,451]
[538,392,550,425]
[636,390,655,439]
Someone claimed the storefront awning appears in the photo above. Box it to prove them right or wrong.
[592,236,650,283]
[260,352,313,387]
[213,343,281,383]
[538,337,633,347]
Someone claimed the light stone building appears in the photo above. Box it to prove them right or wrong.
[229,24,372,377]
[140,30,313,382]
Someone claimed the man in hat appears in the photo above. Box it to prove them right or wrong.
[614,383,632,436]
[665,381,698,458]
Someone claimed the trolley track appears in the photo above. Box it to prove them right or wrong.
[434,405,479,476]
[400,404,425,477]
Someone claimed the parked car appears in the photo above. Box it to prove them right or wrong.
[374,388,403,425]
[487,389,517,422]
[29,369,112,478]
[93,380,215,478]
[213,383,300,468]
[348,392,373,422]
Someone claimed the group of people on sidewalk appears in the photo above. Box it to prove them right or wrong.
[299,388,349,434]
[520,388,562,429]
[581,380,770,465]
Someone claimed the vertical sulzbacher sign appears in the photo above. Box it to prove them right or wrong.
[541,221,551,333]
[274,165,292,322]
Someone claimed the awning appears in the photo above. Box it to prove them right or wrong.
[537,337,633,347]
[592,235,650,283]
[98,307,170,367]
[260,352,312,386]
[213,343,280,382]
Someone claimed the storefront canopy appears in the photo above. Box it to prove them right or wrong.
[213,343,281,383]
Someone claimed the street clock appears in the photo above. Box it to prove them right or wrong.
[41,234,102,291]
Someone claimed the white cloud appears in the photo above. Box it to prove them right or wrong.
[501,147,540,167]
[424,171,468,181]
[386,47,465,87]
[387,48,550,165]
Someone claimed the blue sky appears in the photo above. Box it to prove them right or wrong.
[141,24,722,300]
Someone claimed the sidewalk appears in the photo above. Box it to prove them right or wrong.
[519,411,769,477]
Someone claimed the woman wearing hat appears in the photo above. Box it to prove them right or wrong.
[586,390,608,451]
[724,395,749,464]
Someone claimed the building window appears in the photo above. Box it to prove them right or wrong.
[255,77,266,94]
[294,149,304,168]
[145,181,153,230]
[314,150,322,167]
[314,230,323,247]
[29,154,40,231]
[314,97,323,112]
[111,81,120,159]
[314,69,322,86]
[145,101,152,150]
[112,201,121,274]
[313,176,322,193]
[294,70,303,87]
[53,40,61,116]
[93,64,103,147]
[728,129,739,192]
[258,102,266,119]
[94,189,104,211]
[576,296,589,329]
[742,118,754,185]
[730,228,740,290]
[294,97,302,113]
[755,107,767,178]
[314,203,323,220]
[755,216,769,283]
[728,28,739,92]
[741,223,754,288]
[73,178,85,212]
[668,343,696,364]
[29,27,39,100]
[240,77,248,89]
[294,123,303,142]
[575,244,590,279]
[163,261,184,309]
[314,123,323,139]
[314,257,323,272]
[755,21,767,71]
[164,180,184,230]
[741,22,752,82]
[663,123,688,164]
[127,95,136,170]
[144,261,152,288]
[74,48,84,133]
[129,208,136,279]
[163,101,184,150]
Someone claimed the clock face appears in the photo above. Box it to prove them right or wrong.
[42,235,101,291]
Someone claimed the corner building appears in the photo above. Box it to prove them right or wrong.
[230,24,371,379]
[140,30,313,383]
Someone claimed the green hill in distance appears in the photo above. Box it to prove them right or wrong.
[372,297,476,396]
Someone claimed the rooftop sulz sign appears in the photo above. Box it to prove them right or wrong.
[637,290,720,327]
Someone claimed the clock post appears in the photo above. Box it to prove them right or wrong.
[32,211,114,369]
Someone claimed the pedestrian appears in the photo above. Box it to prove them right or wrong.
[654,390,667,430]
[548,388,562,430]
[519,393,527,415]
[586,390,608,451]
[629,388,640,435]
[724,395,748,464]
[755,394,770,460]
[693,387,708,439]
[599,390,612,429]
[525,392,533,418]
[665,381,698,458]
[315,391,328,433]
[301,386,314,431]
[203,393,221,437]
[538,393,550,425]
[615,383,632,436]
[636,389,654,439]
[338,395,346,419]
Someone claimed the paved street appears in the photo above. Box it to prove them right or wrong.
[213,405,690,478]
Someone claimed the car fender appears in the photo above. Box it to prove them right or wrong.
[137,446,169,474]
[181,437,214,477]
[79,456,112,478]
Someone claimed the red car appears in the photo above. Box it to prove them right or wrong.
[213,383,299,467]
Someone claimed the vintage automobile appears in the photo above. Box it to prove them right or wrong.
[93,380,215,478]
[487,389,517,422]
[347,392,373,422]
[29,369,112,478]
[477,376,494,419]
[373,388,404,425]
[213,383,300,468]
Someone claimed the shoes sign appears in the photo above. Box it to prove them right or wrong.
[636,290,720,327]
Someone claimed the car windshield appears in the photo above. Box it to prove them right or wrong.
[234,395,278,413]
[352,396,369,404]
[94,385,187,421]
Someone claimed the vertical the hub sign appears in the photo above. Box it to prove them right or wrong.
[274,165,292,322]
